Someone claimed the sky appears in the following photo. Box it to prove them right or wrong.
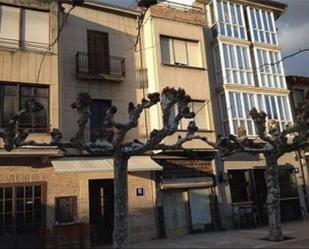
[99,0,309,77]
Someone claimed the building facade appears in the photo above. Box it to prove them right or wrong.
[286,75,309,213]
[200,0,307,228]
[142,1,220,238]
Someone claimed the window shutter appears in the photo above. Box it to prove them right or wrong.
[0,6,20,47]
[173,39,187,65]
[187,41,201,67]
[23,9,49,50]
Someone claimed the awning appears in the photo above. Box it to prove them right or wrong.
[160,177,214,190]
[51,156,162,174]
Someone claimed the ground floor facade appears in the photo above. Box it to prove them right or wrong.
[219,152,308,229]
[0,154,160,248]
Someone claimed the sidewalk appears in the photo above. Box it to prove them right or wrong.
[128,221,309,248]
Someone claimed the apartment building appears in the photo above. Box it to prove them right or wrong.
[141,1,220,238]
[199,0,307,228]
[0,0,63,248]
[286,75,309,212]
[57,0,161,246]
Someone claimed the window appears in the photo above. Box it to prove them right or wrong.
[179,101,209,130]
[216,0,246,39]
[0,184,44,236]
[0,5,49,50]
[257,94,292,131]
[248,7,278,45]
[0,83,49,132]
[293,89,305,108]
[160,36,202,68]
[223,92,292,136]
[255,48,286,88]
[90,99,112,141]
[228,170,251,203]
[55,196,77,224]
[217,43,253,85]
[227,92,255,135]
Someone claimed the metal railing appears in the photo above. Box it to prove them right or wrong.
[76,52,126,80]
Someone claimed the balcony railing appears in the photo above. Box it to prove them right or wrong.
[76,52,126,81]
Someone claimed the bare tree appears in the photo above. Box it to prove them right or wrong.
[0,87,213,249]
[208,93,309,241]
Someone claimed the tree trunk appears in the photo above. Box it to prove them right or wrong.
[113,154,129,249]
[265,153,284,241]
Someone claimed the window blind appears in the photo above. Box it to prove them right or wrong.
[23,9,49,49]
[0,6,19,47]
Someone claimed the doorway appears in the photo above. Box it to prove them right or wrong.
[87,30,110,74]
[89,179,114,246]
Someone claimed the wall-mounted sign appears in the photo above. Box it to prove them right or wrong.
[136,188,144,196]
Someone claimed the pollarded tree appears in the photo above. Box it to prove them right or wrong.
[208,93,309,241]
[0,87,212,249]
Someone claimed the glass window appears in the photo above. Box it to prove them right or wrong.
[179,101,209,130]
[248,7,278,45]
[218,43,253,85]
[0,5,50,50]
[160,36,202,68]
[55,196,77,224]
[0,83,49,132]
[223,92,293,136]
[0,185,44,236]
[293,89,305,108]
[255,48,286,88]
[216,0,246,39]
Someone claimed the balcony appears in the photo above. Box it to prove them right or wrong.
[76,52,126,82]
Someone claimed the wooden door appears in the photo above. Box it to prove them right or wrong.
[87,31,110,74]
[89,180,114,246]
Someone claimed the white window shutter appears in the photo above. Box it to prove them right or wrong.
[0,6,20,47]
[187,41,201,67]
[23,9,49,50]
[173,39,187,65]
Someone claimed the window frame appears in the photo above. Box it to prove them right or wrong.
[160,35,204,69]
[254,47,286,89]
[216,42,254,86]
[0,82,50,132]
[178,99,211,131]
[0,182,46,237]
[55,196,78,224]
[214,0,247,40]
[247,7,278,45]
[223,91,293,136]
[0,3,50,51]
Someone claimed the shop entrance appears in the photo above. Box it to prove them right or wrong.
[89,179,114,246]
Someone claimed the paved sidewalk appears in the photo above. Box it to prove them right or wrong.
[128,221,309,248]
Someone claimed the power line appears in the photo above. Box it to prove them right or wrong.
[36,5,76,84]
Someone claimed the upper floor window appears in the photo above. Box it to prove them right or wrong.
[215,43,253,86]
[179,100,210,130]
[292,89,305,108]
[257,94,292,131]
[221,91,292,136]
[227,92,255,135]
[0,83,49,132]
[254,48,286,88]
[0,5,49,50]
[160,36,203,68]
[216,0,246,39]
[248,7,278,45]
